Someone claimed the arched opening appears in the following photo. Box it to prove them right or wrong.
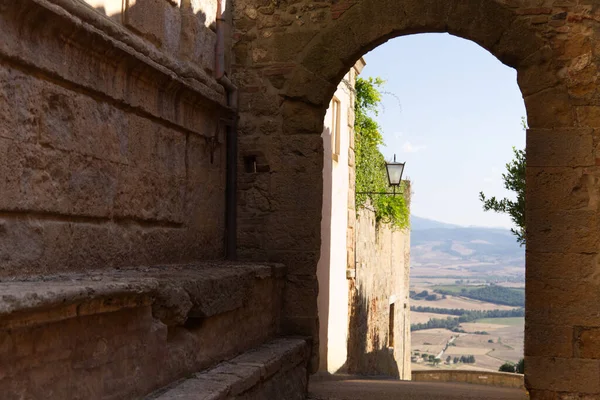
[234,1,599,397]
[316,32,527,392]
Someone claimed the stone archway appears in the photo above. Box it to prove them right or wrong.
[233,1,600,397]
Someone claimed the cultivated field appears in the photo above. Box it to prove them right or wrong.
[411,329,454,357]
[411,318,524,373]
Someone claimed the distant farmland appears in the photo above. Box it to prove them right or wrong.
[433,285,524,307]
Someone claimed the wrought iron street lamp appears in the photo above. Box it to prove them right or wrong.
[357,154,406,196]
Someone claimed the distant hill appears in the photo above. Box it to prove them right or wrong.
[410,216,524,280]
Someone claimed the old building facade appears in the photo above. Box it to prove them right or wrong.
[2,0,600,398]
[317,59,411,378]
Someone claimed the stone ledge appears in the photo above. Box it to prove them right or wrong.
[0,262,286,329]
[38,0,226,104]
[147,337,310,399]
[411,370,525,389]
[1,0,231,139]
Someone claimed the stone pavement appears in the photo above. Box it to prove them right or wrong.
[308,376,528,400]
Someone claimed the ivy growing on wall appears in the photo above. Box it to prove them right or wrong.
[354,77,409,228]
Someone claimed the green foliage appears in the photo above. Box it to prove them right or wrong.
[516,358,524,374]
[499,362,516,373]
[410,306,524,319]
[433,285,525,307]
[459,355,476,364]
[409,306,524,332]
[354,77,409,228]
[479,118,527,245]
[498,359,523,374]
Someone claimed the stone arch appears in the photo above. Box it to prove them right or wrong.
[283,0,565,127]
[234,1,600,397]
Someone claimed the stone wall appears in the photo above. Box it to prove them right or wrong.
[0,263,285,399]
[412,370,525,390]
[0,0,230,277]
[347,203,411,379]
[231,1,600,396]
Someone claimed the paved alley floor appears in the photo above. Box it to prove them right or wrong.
[308,376,528,400]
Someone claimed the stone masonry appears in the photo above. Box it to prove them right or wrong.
[3,0,600,398]
[231,0,600,397]
[347,203,411,380]
[0,0,229,276]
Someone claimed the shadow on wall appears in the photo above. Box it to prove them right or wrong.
[343,280,400,378]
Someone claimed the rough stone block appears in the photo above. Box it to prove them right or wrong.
[527,210,600,254]
[283,275,318,317]
[0,65,42,143]
[576,106,600,128]
[266,213,321,251]
[526,251,595,283]
[281,101,327,135]
[525,324,573,358]
[526,279,600,326]
[575,327,600,359]
[525,356,600,393]
[527,129,594,167]
[68,155,118,218]
[526,167,590,211]
[124,0,181,51]
[524,87,575,129]
[114,166,185,223]
[2,141,71,214]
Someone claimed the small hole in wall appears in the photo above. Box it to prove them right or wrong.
[183,317,205,330]
[244,156,257,173]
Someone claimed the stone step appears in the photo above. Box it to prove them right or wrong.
[0,262,287,400]
[147,337,310,400]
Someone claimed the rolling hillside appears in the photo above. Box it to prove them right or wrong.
[410,216,524,280]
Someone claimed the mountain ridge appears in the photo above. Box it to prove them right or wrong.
[410,215,524,279]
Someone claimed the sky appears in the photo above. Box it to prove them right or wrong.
[360,33,526,229]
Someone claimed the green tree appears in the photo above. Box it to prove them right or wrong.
[479,119,526,245]
[433,358,441,366]
[428,355,435,362]
[499,362,516,373]
[354,77,409,228]
[516,358,524,374]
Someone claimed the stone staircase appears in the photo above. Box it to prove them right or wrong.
[0,262,310,400]
[147,338,309,400]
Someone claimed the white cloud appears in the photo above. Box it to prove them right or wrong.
[402,141,427,153]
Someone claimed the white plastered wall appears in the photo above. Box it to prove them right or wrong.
[317,64,359,373]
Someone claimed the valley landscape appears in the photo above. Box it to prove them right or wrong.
[409,216,525,373]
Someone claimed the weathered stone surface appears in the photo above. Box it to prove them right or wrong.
[0,262,286,400]
[4,0,600,397]
[230,0,600,396]
[149,338,310,400]
[526,357,600,393]
[346,206,411,379]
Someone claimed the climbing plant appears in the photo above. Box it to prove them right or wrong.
[354,77,409,228]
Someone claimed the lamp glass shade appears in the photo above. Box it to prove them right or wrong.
[386,162,405,186]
